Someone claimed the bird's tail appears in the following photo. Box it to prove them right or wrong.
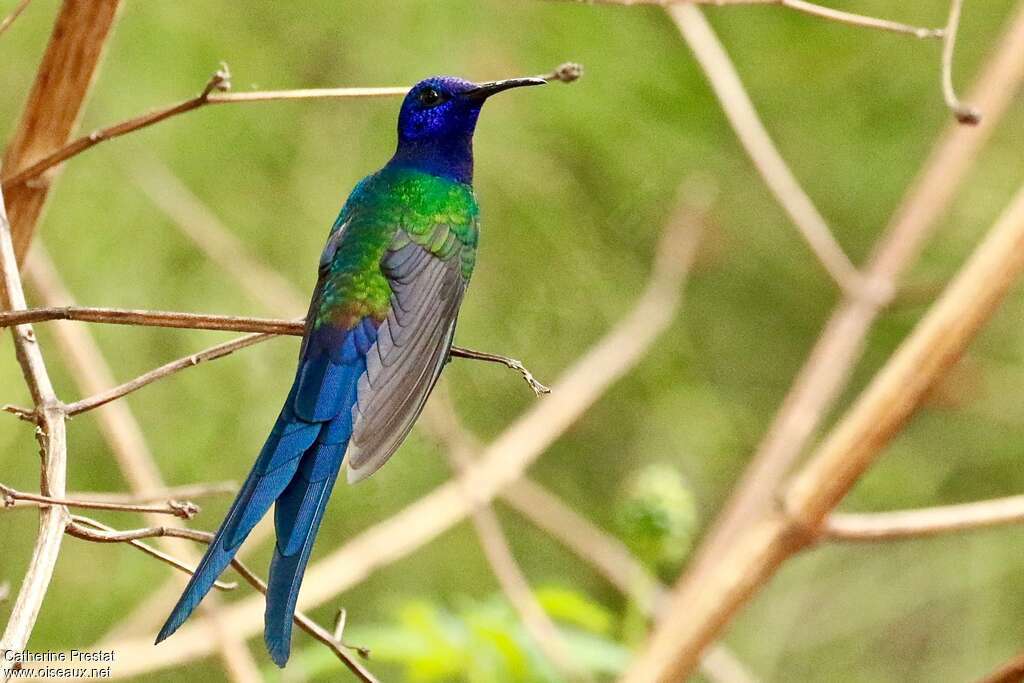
[155,396,321,645]
[264,438,345,666]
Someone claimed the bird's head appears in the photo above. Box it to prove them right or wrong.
[397,75,545,145]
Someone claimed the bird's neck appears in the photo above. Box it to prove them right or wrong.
[389,134,474,185]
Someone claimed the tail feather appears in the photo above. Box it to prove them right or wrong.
[155,405,317,645]
[264,443,344,666]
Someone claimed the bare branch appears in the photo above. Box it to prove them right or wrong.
[941,0,981,124]
[0,0,32,37]
[0,184,68,674]
[824,495,1024,541]
[64,516,378,682]
[0,305,303,335]
[680,2,1024,602]
[67,516,237,592]
[448,347,550,395]
[667,4,867,298]
[976,652,1024,683]
[1,483,199,519]
[4,61,581,192]
[566,0,942,38]
[623,180,1024,680]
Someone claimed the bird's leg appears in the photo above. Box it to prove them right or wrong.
[448,345,551,396]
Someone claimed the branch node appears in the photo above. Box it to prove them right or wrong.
[540,62,584,83]
[168,499,200,519]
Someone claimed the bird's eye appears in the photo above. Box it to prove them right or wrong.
[418,87,444,107]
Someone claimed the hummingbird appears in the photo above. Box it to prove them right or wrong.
[156,74,546,666]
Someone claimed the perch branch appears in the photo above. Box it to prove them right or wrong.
[823,495,1024,541]
[62,516,378,682]
[941,0,981,124]
[1,483,199,519]
[0,0,32,37]
[0,0,121,265]
[99,179,709,678]
[679,1,1024,600]
[667,4,867,299]
[623,179,1024,681]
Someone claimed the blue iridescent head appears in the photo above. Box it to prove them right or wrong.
[390,75,545,184]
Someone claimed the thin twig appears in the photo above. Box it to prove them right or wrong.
[623,180,1024,681]
[0,306,551,405]
[565,0,942,38]
[823,495,1024,541]
[3,61,582,192]
[941,0,981,124]
[679,1,1024,603]
[62,516,377,682]
[101,179,710,678]
[667,4,868,299]
[1,483,199,519]
[0,0,32,37]
[67,516,237,592]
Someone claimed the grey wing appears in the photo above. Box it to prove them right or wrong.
[345,232,468,483]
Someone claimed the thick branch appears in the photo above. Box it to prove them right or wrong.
[680,2,1024,604]
[823,495,1024,541]
[0,0,121,264]
[623,179,1024,680]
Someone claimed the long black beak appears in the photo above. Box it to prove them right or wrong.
[465,77,546,102]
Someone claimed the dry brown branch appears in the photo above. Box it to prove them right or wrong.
[0,306,550,402]
[423,388,584,680]
[100,182,707,677]
[57,517,378,683]
[941,0,981,124]
[681,1,1024,598]
[1,483,199,519]
[568,0,942,38]
[623,180,1024,681]
[0,0,32,37]
[0,0,121,265]
[4,62,581,192]
[823,495,1024,542]
[67,516,237,591]
[0,187,68,679]
[667,4,865,298]
[23,246,264,683]
[976,652,1024,683]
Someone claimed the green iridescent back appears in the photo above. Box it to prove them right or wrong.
[312,166,479,332]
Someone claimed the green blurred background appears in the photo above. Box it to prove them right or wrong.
[2,1,1023,680]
